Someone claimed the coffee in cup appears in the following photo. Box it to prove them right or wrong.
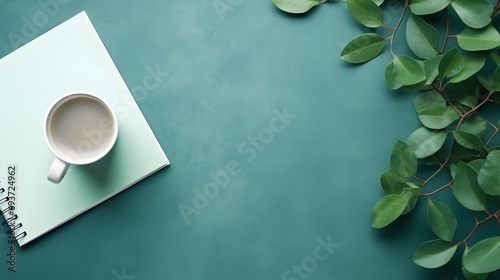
[44,91,118,183]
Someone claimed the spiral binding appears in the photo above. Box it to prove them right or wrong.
[0,187,27,241]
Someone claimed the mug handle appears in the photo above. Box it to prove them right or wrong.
[47,158,70,184]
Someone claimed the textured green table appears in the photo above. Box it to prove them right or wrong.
[0,0,491,279]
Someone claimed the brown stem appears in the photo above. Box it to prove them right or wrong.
[462,91,494,119]
[440,9,451,54]
[421,181,452,196]
[492,0,500,18]
[388,0,409,56]
[412,175,425,184]
[486,130,500,147]
[460,209,500,245]
[423,142,457,186]
[431,84,464,117]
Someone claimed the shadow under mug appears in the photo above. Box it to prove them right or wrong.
[44,91,118,184]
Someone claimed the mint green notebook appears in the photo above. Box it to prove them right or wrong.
[0,11,169,246]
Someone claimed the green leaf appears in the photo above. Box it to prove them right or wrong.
[430,144,474,166]
[413,239,458,269]
[410,0,451,15]
[401,183,422,214]
[372,194,408,228]
[458,26,500,51]
[452,162,486,211]
[371,0,384,5]
[406,127,447,158]
[450,163,457,178]
[380,170,406,194]
[271,0,325,13]
[453,131,488,153]
[464,237,500,273]
[448,54,486,84]
[449,78,481,108]
[347,0,384,28]
[451,0,493,29]
[418,106,460,129]
[406,14,439,59]
[385,61,403,90]
[459,115,487,137]
[427,200,457,242]
[393,55,426,85]
[340,34,386,63]
[424,55,444,85]
[490,50,500,65]
[390,140,417,177]
[385,56,426,89]
[492,65,500,91]
[439,48,464,79]
[490,145,500,151]
[462,246,489,280]
[468,159,486,173]
[477,150,500,196]
[402,80,428,92]
[413,90,446,113]
[478,74,494,92]
[449,144,475,164]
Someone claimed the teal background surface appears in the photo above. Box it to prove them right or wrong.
[0,0,496,279]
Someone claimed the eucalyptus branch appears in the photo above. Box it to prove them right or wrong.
[486,129,500,147]
[431,84,464,117]
[420,181,452,196]
[411,175,425,184]
[475,112,497,130]
[460,209,500,246]
[388,0,409,56]
[463,91,494,119]
[440,8,451,54]
[492,0,500,18]
[423,142,457,186]
[272,0,500,277]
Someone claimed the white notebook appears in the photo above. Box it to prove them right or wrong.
[0,11,170,246]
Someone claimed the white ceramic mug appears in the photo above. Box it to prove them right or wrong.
[44,91,118,184]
